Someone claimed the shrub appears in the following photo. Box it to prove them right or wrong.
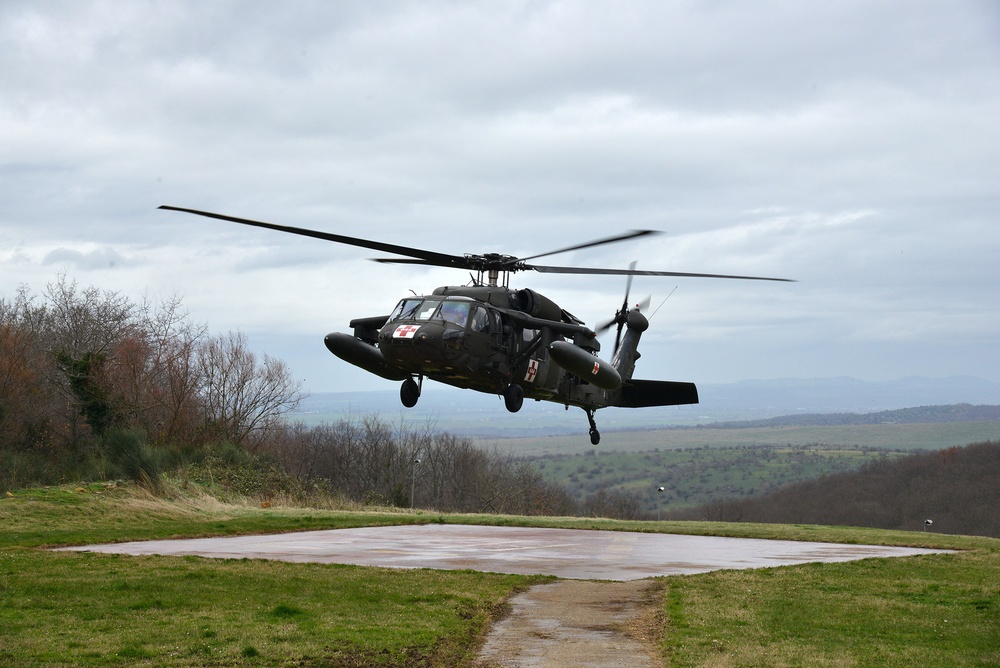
[100,429,165,490]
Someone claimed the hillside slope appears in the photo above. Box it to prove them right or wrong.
[677,440,1000,538]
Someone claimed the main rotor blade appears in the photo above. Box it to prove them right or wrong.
[370,258,437,265]
[527,264,796,282]
[160,206,796,282]
[159,206,467,268]
[514,230,660,263]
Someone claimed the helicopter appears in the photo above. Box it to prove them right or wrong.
[160,205,794,444]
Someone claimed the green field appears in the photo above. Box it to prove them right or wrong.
[530,444,910,514]
[2,482,998,666]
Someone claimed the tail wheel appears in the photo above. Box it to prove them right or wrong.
[586,408,601,445]
[503,384,524,413]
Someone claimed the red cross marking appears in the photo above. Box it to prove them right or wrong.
[524,359,539,383]
[393,325,420,339]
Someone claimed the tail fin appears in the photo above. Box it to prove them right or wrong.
[611,307,699,407]
[617,379,699,407]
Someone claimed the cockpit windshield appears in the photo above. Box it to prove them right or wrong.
[435,300,470,325]
[414,300,442,320]
[389,298,423,321]
[389,298,472,325]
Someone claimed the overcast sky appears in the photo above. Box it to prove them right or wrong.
[2,1,999,397]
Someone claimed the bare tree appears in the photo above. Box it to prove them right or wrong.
[106,294,206,444]
[0,321,48,451]
[43,274,137,358]
[583,488,645,520]
[42,274,138,444]
[263,416,581,515]
[196,331,303,449]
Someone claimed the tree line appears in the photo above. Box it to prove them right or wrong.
[0,275,302,485]
[264,417,581,515]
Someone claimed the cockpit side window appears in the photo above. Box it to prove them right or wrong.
[469,306,491,333]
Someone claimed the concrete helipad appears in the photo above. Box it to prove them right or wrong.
[61,524,946,580]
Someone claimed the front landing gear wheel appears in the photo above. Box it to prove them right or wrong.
[400,377,420,408]
[503,384,524,413]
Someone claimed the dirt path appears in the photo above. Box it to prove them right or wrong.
[475,579,664,667]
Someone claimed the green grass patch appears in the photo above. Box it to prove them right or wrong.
[0,548,538,666]
[663,550,1000,667]
[0,482,551,666]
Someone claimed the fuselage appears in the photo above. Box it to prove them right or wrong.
[326,285,613,409]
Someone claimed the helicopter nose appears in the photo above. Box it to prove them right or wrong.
[325,332,408,381]
[380,322,464,370]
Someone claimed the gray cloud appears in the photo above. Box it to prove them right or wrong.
[42,246,131,271]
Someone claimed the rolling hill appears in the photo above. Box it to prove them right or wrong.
[674,440,1000,538]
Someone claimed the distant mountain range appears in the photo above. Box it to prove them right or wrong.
[707,403,1000,429]
[293,376,1000,437]
[696,375,1000,414]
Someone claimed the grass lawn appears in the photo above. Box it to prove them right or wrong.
[0,484,550,666]
[663,549,1000,667]
[0,548,535,666]
[2,481,998,666]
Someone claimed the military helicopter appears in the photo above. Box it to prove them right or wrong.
[160,206,793,444]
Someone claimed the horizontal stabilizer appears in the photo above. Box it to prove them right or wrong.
[617,379,699,408]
